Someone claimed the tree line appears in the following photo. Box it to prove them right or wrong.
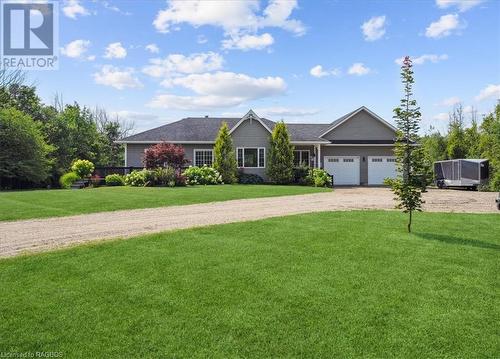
[421,102,500,191]
[0,72,132,189]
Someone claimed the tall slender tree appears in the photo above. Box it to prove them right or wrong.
[213,122,238,183]
[267,121,294,184]
[390,56,425,233]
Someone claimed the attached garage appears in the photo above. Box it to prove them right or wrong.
[367,156,397,185]
[324,156,360,185]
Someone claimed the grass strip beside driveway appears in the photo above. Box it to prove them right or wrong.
[0,185,330,221]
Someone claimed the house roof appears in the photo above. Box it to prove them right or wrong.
[118,107,395,144]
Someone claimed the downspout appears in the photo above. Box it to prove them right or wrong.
[317,144,322,169]
[124,143,128,167]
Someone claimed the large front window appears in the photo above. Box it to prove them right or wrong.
[294,150,310,167]
[237,147,265,168]
[194,149,213,167]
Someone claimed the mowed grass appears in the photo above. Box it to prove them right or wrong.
[0,185,330,221]
[0,211,498,358]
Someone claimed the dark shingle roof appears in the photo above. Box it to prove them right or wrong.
[121,117,330,142]
[286,123,331,142]
[119,107,394,143]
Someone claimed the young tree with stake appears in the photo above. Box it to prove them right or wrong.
[390,56,425,233]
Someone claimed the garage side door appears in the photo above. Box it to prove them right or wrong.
[324,156,360,185]
[368,156,397,185]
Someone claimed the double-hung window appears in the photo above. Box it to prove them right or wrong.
[293,150,310,167]
[194,149,213,167]
[237,147,265,168]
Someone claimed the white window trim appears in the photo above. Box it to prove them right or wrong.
[236,147,266,168]
[294,150,310,166]
[193,149,214,167]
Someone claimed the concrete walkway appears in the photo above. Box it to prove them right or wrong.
[0,188,497,258]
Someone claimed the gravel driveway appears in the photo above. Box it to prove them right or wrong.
[0,188,497,258]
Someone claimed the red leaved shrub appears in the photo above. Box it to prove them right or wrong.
[143,142,189,170]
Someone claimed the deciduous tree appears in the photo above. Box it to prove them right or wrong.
[0,108,52,188]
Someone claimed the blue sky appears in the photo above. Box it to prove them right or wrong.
[32,0,500,133]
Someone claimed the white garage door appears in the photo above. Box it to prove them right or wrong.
[324,156,360,185]
[368,156,397,185]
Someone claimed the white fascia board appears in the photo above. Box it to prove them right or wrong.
[324,143,395,146]
[229,109,273,135]
[115,140,215,144]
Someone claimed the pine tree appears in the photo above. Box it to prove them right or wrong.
[267,121,294,184]
[390,56,425,233]
[213,122,238,183]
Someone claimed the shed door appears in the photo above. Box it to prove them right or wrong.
[324,156,360,185]
[368,156,397,185]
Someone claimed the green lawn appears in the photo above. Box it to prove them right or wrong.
[0,211,498,358]
[0,185,330,221]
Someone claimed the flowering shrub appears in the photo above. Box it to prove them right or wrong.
[182,166,223,185]
[306,169,332,187]
[71,159,94,178]
[59,172,79,189]
[105,174,125,186]
[154,167,176,187]
[124,170,154,187]
[143,142,189,170]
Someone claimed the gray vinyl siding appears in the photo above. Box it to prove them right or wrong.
[231,118,271,179]
[321,146,394,185]
[126,143,214,167]
[323,110,395,141]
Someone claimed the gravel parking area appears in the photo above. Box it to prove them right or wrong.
[0,187,497,258]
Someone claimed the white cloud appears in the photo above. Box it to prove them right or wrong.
[395,54,448,65]
[433,113,449,121]
[153,0,304,34]
[153,0,304,50]
[63,0,89,19]
[440,96,461,106]
[436,0,483,12]
[425,14,463,38]
[104,42,127,59]
[310,65,328,78]
[93,66,142,90]
[347,63,371,76]
[259,0,306,35]
[102,1,131,15]
[222,33,274,51]
[197,35,208,44]
[475,84,500,101]
[309,65,341,78]
[361,15,386,41]
[149,71,286,110]
[60,39,91,59]
[145,44,160,54]
[143,52,223,78]
[255,107,319,117]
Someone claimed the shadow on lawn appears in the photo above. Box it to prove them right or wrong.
[415,232,500,251]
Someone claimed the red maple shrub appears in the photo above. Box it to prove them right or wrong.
[143,142,189,170]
